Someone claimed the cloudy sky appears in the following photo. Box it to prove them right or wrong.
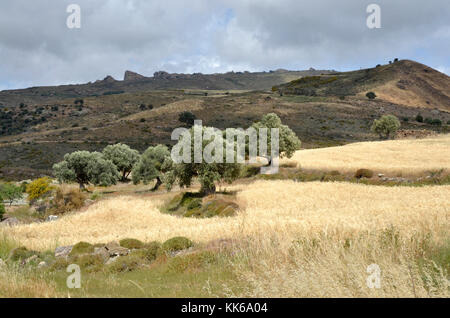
[0,0,449,90]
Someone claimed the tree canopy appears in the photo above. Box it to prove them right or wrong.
[132,144,173,190]
[53,151,119,188]
[102,143,140,181]
[371,115,401,139]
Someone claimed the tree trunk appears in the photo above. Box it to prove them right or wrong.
[79,183,85,190]
[151,177,162,191]
[200,184,216,196]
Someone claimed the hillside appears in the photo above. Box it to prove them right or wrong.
[0,60,449,180]
[0,68,332,107]
[274,60,450,111]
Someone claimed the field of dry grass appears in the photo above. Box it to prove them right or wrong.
[4,181,448,250]
[3,180,448,297]
[284,134,450,176]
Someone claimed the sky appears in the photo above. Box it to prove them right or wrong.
[0,0,449,90]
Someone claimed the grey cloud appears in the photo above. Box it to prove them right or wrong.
[0,0,448,90]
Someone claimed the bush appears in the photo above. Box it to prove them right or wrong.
[366,92,376,100]
[167,251,217,273]
[431,119,442,126]
[178,111,197,126]
[424,117,433,125]
[8,246,36,262]
[0,201,5,220]
[107,254,142,273]
[119,238,144,249]
[69,242,94,256]
[355,169,374,179]
[26,177,53,202]
[129,242,162,262]
[50,187,86,215]
[415,114,423,123]
[162,237,193,252]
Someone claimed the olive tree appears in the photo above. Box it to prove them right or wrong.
[168,126,242,195]
[371,115,401,139]
[53,151,119,189]
[0,183,23,206]
[132,145,173,191]
[251,113,301,165]
[102,143,140,181]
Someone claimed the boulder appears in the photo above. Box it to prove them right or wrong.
[0,217,20,227]
[55,245,73,259]
[37,261,47,269]
[93,247,111,263]
[46,215,58,222]
[124,70,146,81]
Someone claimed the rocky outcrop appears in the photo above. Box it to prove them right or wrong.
[124,70,146,81]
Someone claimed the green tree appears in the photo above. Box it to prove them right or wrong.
[167,126,242,195]
[366,92,377,100]
[102,143,140,181]
[178,111,197,127]
[132,145,172,191]
[53,151,119,189]
[251,113,301,165]
[0,183,23,206]
[371,115,401,139]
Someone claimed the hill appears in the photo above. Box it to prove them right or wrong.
[0,60,449,180]
[274,60,450,111]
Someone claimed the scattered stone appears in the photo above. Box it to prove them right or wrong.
[46,215,58,222]
[105,256,120,265]
[37,261,47,269]
[106,246,129,257]
[0,217,20,227]
[378,173,385,178]
[93,247,111,263]
[55,245,73,259]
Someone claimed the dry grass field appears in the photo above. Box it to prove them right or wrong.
[284,134,450,176]
[1,135,449,297]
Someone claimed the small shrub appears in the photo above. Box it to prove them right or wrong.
[70,254,104,272]
[0,202,5,220]
[8,246,36,262]
[119,238,144,249]
[424,117,433,125]
[49,257,70,271]
[355,168,374,179]
[401,117,409,122]
[69,242,94,256]
[107,254,142,273]
[431,119,442,126]
[366,92,376,100]
[129,242,162,262]
[371,115,401,139]
[162,237,193,252]
[26,177,53,202]
[415,114,423,123]
[50,187,86,215]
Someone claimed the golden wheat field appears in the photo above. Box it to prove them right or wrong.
[4,181,449,251]
[283,134,450,176]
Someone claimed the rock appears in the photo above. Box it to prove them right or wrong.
[84,199,95,206]
[46,215,58,222]
[105,256,120,265]
[106,246,129,257]
[0,217,20,227]
[124,70,146,81]
[378,173,385,178]
[55,246,73,259]
[93,247,110,263]
[37,261,47,269]
[431,109,440,115]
